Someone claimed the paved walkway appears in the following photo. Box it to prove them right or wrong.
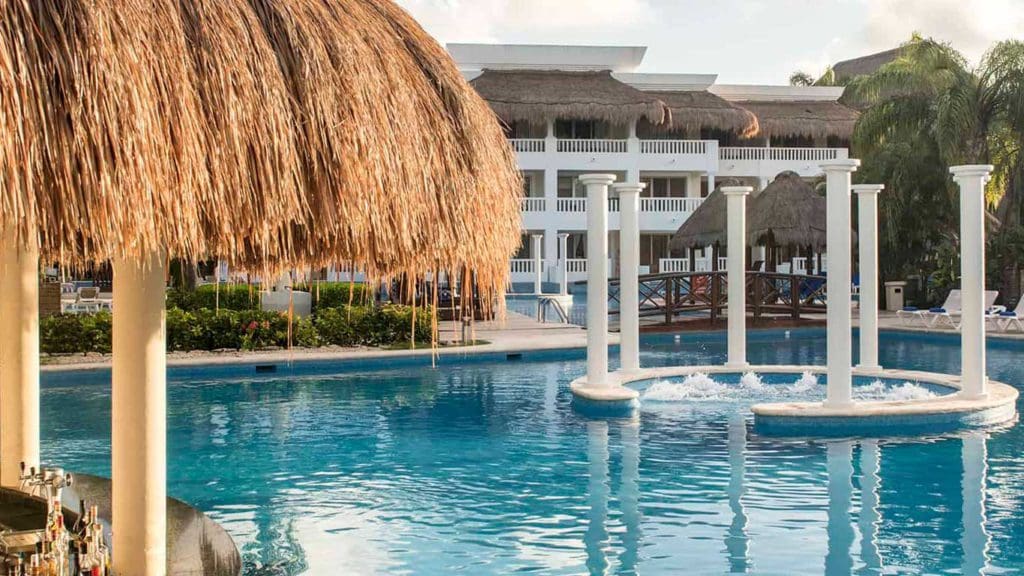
[42,310,605,372]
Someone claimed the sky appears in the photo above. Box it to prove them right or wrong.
[395,0,1024,84]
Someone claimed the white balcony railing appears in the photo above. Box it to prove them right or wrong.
[510,259,536,274]
[565,259,588,273]
[556,198,587,212]
[640,197,703,213]
[510,138,546,153]
[639,140,708,155]
[556,139,628,154]
[521,197,547,212]
[659,258,690,273]
[719,147,844,162]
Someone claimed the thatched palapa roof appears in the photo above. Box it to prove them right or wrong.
[0,0,521,291]
[670,179,744,250]
[746,172,828,249]
[736,101,859,140]
[470,70,670,126]
[646,91,760,138]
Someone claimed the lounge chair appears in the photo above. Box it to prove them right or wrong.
[926,290,999,329]
[898,290,961,327]
[990,298,1024,332]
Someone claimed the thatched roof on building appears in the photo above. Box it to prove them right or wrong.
[670,179,744,250]
[834,47,902,81]
[746,172,828,249]
[736,101,859,140]
[0,0,521,292]
[470,70,670,125]
[647,91,760,138]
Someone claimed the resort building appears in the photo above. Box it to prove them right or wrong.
[450,43,860,289]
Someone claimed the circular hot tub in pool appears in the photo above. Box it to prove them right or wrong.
[598,365,1019,436]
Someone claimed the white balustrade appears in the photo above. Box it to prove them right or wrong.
[658,258,690,273]
[509,138,546,153]
[608,197,620,212]
[556,198,587,212]
[520,197,547,212]
[510,259,536,274]
[556,139,628,154]
[720,147,844,162]
[566,258,588,273]
[639,197,703,213]
[639,140,708,155]
[792,257,808,274]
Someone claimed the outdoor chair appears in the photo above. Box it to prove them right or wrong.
[989,298,1024,332]
[925,290,999,329]
[898,289,961,327]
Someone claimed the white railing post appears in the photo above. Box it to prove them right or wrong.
[581,174,616,387]
[854,184,884,372]
[615,182,645,375]
[951,165,994,399]
[0,229,40,486]
[532,234,544,295]
[821,159,861,408]
[723,186,752,368]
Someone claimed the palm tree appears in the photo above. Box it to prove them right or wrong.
[849,36,1024,301]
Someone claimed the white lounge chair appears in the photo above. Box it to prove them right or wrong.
[929,290,1000,329]
[990,298,1024,332]
[897,290,961,327]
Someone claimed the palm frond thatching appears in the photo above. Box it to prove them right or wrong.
[470,69,670,126]
[0,0,521,295]
[737,101,860,140]
[670,179,743,250]
[646,91,759,138]
[747,171,828,248]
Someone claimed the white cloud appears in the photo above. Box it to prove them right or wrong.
[395,0,654,44]
[861,0,1024,63]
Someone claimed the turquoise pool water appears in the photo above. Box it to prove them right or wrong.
[41,329,1024,575]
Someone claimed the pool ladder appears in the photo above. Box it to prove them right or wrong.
[536,296,570,323]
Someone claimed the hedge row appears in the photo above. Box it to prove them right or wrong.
[40,305,432,354]
[165,282,372,312]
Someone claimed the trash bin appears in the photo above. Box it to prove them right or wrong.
[884,281,907,311]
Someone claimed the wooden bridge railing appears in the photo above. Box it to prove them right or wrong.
[607,270,827,324]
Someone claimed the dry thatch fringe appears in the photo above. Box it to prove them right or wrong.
[0,0,521,305]
[746,171,828,249]
[734,101,859,140]
[644,91,760,139]
[471,69,670,126]
[670,178,743,250]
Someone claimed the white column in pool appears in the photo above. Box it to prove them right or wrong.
[821,159,860,408]
[859,440,882,571]
[532,233,544,295]
[614,181,645,375]
[558,233,570,296]
[0,228,40,486]
[854,184,884,372]
[961,432,990,575]
[951,165,994,399]
[585,420,610,574]
[723,186,752,369]
[826,441,855,575]
[582,174,616,387]
[112,251,168,576]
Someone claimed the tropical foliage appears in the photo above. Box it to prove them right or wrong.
[844,36,1024,305]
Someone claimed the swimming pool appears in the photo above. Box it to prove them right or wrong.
[41,329,1024,575]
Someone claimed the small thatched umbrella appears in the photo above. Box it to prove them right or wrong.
[644,90,760,138]
[735,100,859,141]
[470,69,670,126]
[670,178,743,271]
[747,171,838,272]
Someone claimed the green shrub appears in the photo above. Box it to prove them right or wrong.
[294,282,372,311]
[313,305,432,346]
[40,311,113,354]
[166,284,261,311]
